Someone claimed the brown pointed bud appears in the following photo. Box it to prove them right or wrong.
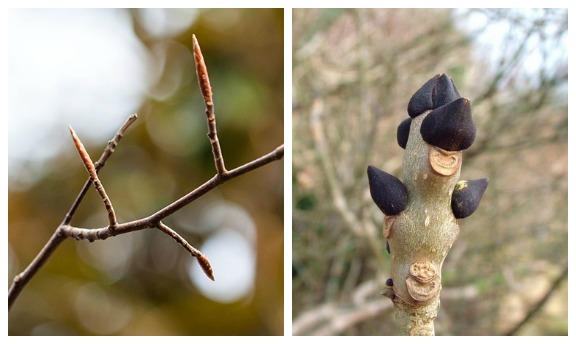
[367,166,408,215]
[420,97,476,151]
[197,253,215,281]
[397,117,412,149]
[407,73,461,117]
[451,178,489,219]
[192,34,213,106]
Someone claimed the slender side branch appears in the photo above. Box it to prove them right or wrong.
[193,34,227,176]
[69,126,118,228]
[64,114,137,225]
[156,222,215,281]
[9,114,138,310]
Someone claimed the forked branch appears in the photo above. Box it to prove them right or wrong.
[8,35,283,310]
[69,126,118,228]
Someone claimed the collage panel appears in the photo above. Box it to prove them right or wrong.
[7,8,284,336]
[292,8,567,336]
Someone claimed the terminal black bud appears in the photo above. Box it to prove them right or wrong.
[407,73,461,118]
[421,97,476,151]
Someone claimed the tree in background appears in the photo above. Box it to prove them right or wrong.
[292,8,567,335]
[8,8,284,335]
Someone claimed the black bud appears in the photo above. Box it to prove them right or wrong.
[407,73,461,118]
[451,178,489,219]
[397,117,412,149]
[421,97,476,151]
[367,166,408,216]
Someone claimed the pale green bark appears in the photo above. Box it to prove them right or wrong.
[383,111,461,335]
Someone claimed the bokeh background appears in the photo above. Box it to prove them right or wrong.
[292,8,567,335]
[8,8,284,335]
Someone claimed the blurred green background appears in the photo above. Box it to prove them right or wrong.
[8,8,284,335]
[292,8,567,335]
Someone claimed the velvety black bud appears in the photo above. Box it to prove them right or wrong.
[451,178,489,219]
[367,165,408,216]
[397,117,412,149]
[421,97,476,151]
[407,73,461,118]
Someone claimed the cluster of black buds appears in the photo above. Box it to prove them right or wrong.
[368,73,488,220]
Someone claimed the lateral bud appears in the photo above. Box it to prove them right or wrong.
[451,178,489,219]
[397,117,412,149]
[367,166,408,216]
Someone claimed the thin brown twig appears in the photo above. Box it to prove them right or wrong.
[69,125,118,228]
[309,97,385,272]
[504,265,568,336]
[156,222,215,281]
[193,34,227,176]
[293,281,479,335]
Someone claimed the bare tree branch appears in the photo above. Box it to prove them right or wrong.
[293,277,480,336]
[8,114,138,309]
[8,35,284,311]
[505,265,568,336]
